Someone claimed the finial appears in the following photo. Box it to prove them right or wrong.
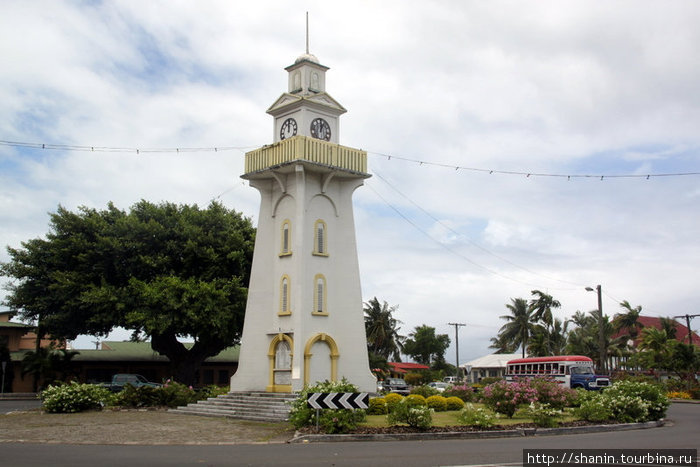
[305,12,309,54]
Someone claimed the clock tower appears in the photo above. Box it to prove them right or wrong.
[230,52,376,393]
[268,53,346,144]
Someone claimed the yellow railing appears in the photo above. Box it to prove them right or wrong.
[244,136,367,174]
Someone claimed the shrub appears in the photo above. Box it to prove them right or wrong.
[458,403,496,428]
[608,394,649,423]
[425,395,447,412]
[445,396,466,411]
[576,397,613,422]
[287,379,365,433]
[404,372,429,386]
[197,384,229,400]
[479,377,502,386]
[41,382,114,413]
[604,380,669,421]
[404,394,426,407]
[159,381,201,407]
[528,377,577,410]
[113,381,219,408]
[318,407,366,434]
[576,380,669,423]
[410,384,438,398]
[667,391,692,400]
[481,379,537,418]
[571,387,598,407]
[383,392,404,412]
[443,384,476,402]
[387,398,433,430]
[367,397,388,415]
[115,384,162,408]
[525,402,561,428]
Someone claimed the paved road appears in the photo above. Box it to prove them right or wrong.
[2,403,698,467]
[0,398,42,414]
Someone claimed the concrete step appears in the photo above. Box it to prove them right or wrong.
[170,391,298,422]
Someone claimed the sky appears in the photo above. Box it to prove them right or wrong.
[1,1,699,364]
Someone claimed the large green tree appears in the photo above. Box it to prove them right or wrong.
[402,325,450,366]
[1,200,255,385]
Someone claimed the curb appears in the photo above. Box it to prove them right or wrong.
[288,420,664,443]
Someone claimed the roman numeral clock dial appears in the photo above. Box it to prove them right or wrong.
[310,118,331,141]
[280,118,298,140]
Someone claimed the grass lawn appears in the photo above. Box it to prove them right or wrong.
[360,403,579,428]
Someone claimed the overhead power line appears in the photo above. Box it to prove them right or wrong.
[0,139,254,154]
[2,139,699,180]
[367,151,700,180]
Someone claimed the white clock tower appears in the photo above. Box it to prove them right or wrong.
[230,51,376,393]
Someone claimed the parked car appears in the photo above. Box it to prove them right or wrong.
[428,382,449,392]
[102,374,162,392]
[443,376,458,384]
[383,377,410,395]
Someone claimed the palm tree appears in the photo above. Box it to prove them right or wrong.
[488,334,519,354]
[21,347,79,391]
[639,327,670,354]
[659,317,678,340]
[496,298,537,358]
[529,290,561,328]
[638,327,672,370]
[566,309,619,370]
[613,301,643,340]
[363,297,404,362]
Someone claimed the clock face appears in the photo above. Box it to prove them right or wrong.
[310,118,331,141]
[280,118,297,140]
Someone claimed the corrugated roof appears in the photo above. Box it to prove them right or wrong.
[461,353,521,369]
[71,341,239,363]
[0,321,33,329]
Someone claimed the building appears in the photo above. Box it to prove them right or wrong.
[230,49,375,393]
[0,311,65,393]
[70,341,238,387]
[1,312,238,392]
[461,353,521,384]
[386,362,430,379]
[613,316,700,347]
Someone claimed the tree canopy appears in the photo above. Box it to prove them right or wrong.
[402,324,450,366]
[1,200,255,385]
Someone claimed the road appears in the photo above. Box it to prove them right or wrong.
[1,403,698,467]
[0,398,42,414]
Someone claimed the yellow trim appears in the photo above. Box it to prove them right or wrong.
[303,333,339,386]
[312,274,327,315]
[312,219,329,256]
[267,333,294,393]
[278,275,291,316]
[279,219,292,256]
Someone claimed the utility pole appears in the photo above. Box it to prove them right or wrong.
[673,314,700,345]
[448,323,466,381]
[586,285,605,373]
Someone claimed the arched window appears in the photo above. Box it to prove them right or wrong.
[312,274,327,315]
[279,275,291,315]
[280,220,292,256]
[313,219,328,256]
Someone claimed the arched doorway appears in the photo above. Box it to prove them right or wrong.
[303,333,339,386]
[267,333,293,392]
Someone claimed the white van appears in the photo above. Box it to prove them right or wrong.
[443,376,458,384]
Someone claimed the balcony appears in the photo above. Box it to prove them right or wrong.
[243,136,367,176]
